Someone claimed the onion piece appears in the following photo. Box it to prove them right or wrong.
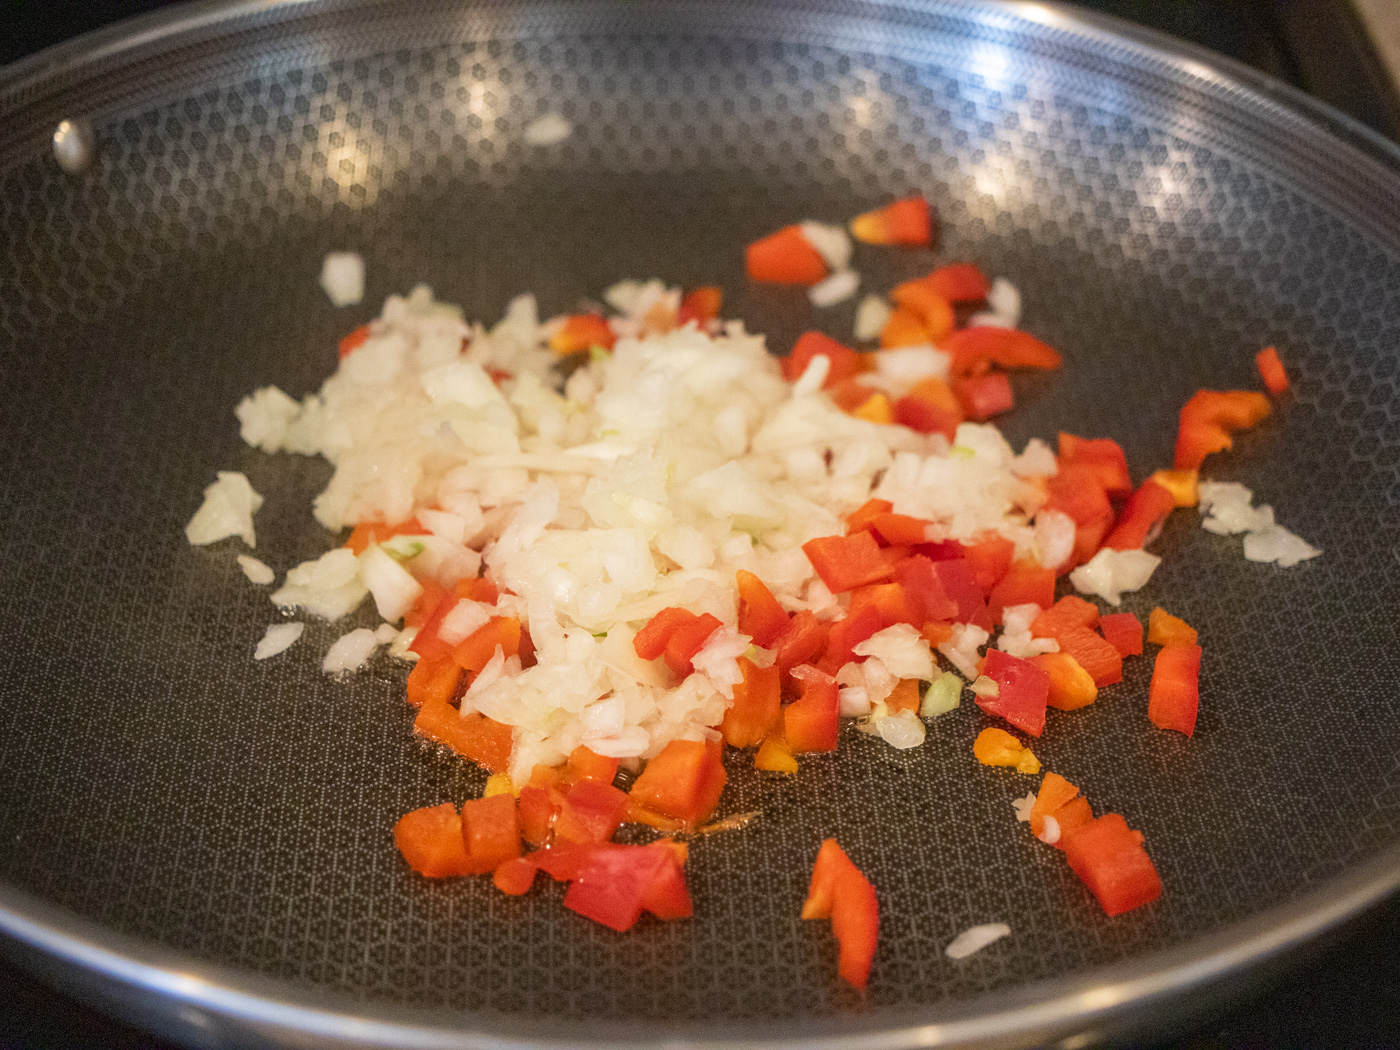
[945,923,1011,960]
[254,622,304,660]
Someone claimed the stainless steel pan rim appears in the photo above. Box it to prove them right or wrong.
[3,847,1396,1047]
[2,1,1398,1047]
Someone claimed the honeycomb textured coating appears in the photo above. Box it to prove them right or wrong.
[0,0,1398,1040]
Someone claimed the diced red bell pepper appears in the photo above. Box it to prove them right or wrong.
[554,780,629,845]
[720,657,782,748]
[1061,813,1163,916]
[1049,796,1095,844]
[931,559,992,631]
[1046,463,1112,526]
[1255,346,1289,395]
[1149,643,1202,736]
[559,841,693,931]
[848,582,920,631]
[987,559,1055,624]
[414,699,515,773]
[880,305,933,349]
[405,656,462,709]
[978,649,1050,737]
[550,313,616,356]
[459,793,521,874]
[1103,479,1176,550]
[849,195,932,247]
[404,578,447,630]
[944,327,1063,378]
[890,279,955,343]
[338,323,373,359]
[803,530,903,593]
[1028,772,1079,838]
[736,570,790,648]
[785,665,840,753]
[1049,624,1122,688]
[628,738,727,827]
[925,262,992,303]
[1058,433,1132,498]
[492,855,538,895]
[845,498,894,535]
[451,616,522,674]
[1174,389,1272,470]
[819,604,884,674]
[678,286,723,327]
[393,802,473,878]
[1098,612,1143,656]
[633,606,697,661]
[1148,607,1198,647]
[774,609,829,681]
[952,372,1014,421]
[517,785,559,847]
[1030,595,1100,637]
[559,745,619,787]
[802,839,879,991]
[1030,652,1098,710]
[893,377,963,440]
[1069,512,1113,572]
[893,555,960,624]
[868,512,934,547]
[963,535,1017,594]
[746,224,829,285]
[782,331,863,385]
[664,612,723,677]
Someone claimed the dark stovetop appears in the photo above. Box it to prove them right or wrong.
[2,2,1399,1049]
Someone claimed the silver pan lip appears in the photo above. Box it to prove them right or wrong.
[3,847,1397,1048]
[2,0,1398,1046]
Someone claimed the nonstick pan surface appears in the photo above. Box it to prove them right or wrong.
[1,2,1399,1047]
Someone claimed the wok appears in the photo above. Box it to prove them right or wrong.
[1,1,1398,1047]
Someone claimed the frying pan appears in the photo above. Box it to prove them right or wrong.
[2,1,1398,1046]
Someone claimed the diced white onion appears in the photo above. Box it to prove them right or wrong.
[1011,793,1036,822]
[185,471,263,548]
[238,555,275,585]
[853,295,892,342]
[254,622,304,660]
[322,627,379,673]
[945,923,1011,960]
[798,220,852,271]
[809,269,860,307]
[438,599,492,646]
[523,112,572,146]
[1069,547,1161,606]
[320,251,365,307]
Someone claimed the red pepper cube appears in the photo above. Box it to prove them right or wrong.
[746,225,829,285]
[774,609,829,681]
[1098,612,1143,657]
[930,558,992,631]
[802,839,879,991]
[664,612,723,677]
[736,569,791,648]
[1061,813,1163,916]
[492,855,539,896]
[784,665,840,753]
[1030,595,1101,637]
[893,555,960,624]
[944,326,1063,378]
[628,738,727,827]
[1174,389,1272,470]
[1053,624,1123,688]
[451,616,522,674]
[393,803,473,878]
[720,657,782,749]
[517,785,560,848]
[987,560,1055,624]
[405,655,461,709]
[1046,463,1113,526]
[952,372,1015,421]
[554,780,629,845]
[803,531,903,594]
[978,649,1050,737]
[678,286,722,327]
[414,699,514,773]
[459,793,521,874]
[782,331,862,385]
[849,196,932,247]
[1104,479,1177,550]
[1255,346,1289,395]
[1148,643,1202,736]
[819,604,884,675]
[1058,433,1132,497]
[633,606,697,661]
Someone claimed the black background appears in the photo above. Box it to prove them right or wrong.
[1,1,1399,1048]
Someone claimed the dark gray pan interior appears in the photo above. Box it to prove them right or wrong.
[1,1,1398,1046]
